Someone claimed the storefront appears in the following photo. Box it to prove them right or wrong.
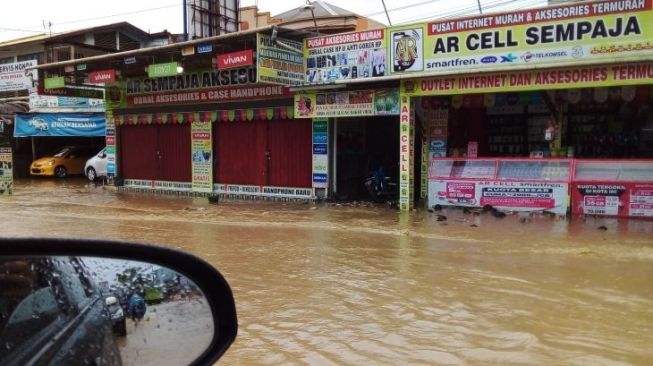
[97,27,315,199]
[391,0,653,215]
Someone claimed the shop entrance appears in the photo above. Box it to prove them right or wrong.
[119,123,192,182]
[334,116,401,201]
[418,87,653,160]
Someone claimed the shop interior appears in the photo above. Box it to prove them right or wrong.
[418,86,653,160]
[334,116,401,200]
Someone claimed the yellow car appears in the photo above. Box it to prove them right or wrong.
[30,146,99,178]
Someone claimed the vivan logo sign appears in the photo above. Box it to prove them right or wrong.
[89,69,116,84]
[217,50,254,69]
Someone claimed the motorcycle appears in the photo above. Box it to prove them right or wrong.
[364,167,398,203]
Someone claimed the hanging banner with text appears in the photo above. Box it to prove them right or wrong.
[0,147,12,195]
[0,60,36,92]
[191,121,213,193]
[390,0,653,75]
[304,29,387,83]
[402,62,653,95]
[257,34,304,86]
[295,88,399,118]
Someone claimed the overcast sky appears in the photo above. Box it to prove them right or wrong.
[0,0,546,43]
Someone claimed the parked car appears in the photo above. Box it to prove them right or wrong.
[0,256,122,365]
[105,296,127,336]
[30,145,99,178]
[85,148,108,181]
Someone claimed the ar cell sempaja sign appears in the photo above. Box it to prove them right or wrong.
[390,0,653,74]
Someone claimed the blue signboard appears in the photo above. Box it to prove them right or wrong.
[14,113,106,137]
[312,173,327,183]
[313,144,327,155]
[312,132,327,144]
[197,44,213,54]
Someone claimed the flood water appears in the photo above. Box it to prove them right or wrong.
[2,178,653,365]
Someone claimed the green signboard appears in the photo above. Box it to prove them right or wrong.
[44,76,65,90]
[148,62,178,78]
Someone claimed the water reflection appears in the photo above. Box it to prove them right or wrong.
[1,179,653,365]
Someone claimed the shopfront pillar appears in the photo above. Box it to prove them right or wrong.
[399,93,414,211]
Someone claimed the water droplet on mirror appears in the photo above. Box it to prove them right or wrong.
[5,342,14,350]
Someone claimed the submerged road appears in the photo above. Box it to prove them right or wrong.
[1,178,653,365]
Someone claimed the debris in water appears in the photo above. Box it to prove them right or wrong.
[462,207,471,214]
[427,208,434,213]
[482,204,494,212]
[491,210,506,218]
[208,195,219,204]
[432,204,442,211]
[436,215,447,221]
[598,225,608,231]
[470,224,478,228]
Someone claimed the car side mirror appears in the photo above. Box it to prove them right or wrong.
[0,238,237,366]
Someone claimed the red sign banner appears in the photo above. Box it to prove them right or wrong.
[217,50,254,69]
[89,69,116,84]
[126,85,291,107]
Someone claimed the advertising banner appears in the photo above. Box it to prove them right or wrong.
[14,113,105,137]
[217,50,254,69]
[304,29,387,83]
[393,0,653,75]
[191,121,213,193]
[257,34,304,86]
[125,68,257,95]
[105,111,116,177]
[572,182,653,217]
[29,93,104,111]
[126,85,290,108]
[0,147,12,195]
[429,179,569,215]
[403,62,653,96]
[0,60,36,92]
[399,96,413,210]
[312,119,328,189]
[294,88,399,118]
[89,69,116,84]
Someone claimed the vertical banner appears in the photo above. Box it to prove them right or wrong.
[399,95,413,211]
[421,134,428,199]
[105,111,117,178]
[0,147,12,195]
[191,121,213,193]
[312,118,329,189]
[409,103,416,205]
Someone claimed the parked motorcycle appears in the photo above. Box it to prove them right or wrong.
[364,167,398,203]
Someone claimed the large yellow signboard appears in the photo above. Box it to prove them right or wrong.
[390,0,653,75]
[403,62,653,95]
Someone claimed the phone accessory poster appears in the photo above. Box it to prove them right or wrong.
[304,30,386,83]
[629,184,653,217]
[430,180,568,214]
[572,183,628,216]
[0,147,12,195]
[390,27,424,73]
[191,122,213,193]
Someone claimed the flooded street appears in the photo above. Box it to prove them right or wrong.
[2,178,653,365]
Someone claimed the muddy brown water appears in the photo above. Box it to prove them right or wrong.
[1,178,653,365]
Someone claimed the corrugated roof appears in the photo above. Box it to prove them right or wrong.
[273,1,357,22]
[0,34,49,48]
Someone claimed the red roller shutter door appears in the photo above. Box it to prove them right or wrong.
[267,119,312,188]
[119,124,191,182]
[120,124,157,180]
[158,123,191,182]
[214,119,311,188]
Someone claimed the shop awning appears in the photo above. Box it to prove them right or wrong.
[14,113,105,137]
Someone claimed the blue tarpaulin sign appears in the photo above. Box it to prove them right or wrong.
[14,113,105,137]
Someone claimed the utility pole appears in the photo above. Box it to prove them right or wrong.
[476,0,483,14]
[381,0,392,26]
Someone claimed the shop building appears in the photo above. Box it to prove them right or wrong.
[33,26,316,200]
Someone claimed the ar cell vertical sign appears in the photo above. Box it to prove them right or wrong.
[105,111,116,178]
[191,121,213,193]
[312,119,328,189]
[399,96,412,211]
[0,147,13,195]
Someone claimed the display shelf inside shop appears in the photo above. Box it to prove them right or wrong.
[487,114,527,156]
[575,161,653,181]
[431,160,496,179]
[497,160,571,181]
